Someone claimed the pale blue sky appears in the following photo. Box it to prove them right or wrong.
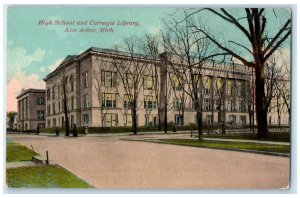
[6,7,291,111]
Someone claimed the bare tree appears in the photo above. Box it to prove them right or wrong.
[162,11,225,139]
[140,34,163,130]
[92,57,119,127]
[46,62,72,136]
[109,36,150,135]
[186,8,291,139]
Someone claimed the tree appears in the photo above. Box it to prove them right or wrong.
[187,8,291,139]
[92,57,118,127]
[141,34,163,130]
[162,11,225,139]
[279,71,291,125]
[109,36,150,135]
[46,62,71,136]
[7,111,17,129]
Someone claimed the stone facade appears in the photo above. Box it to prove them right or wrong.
[43,47,290,128]
[16,89,46,131]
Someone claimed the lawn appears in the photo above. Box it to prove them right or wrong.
[6,142,39,162]
[204,132,290,142]
[6,165,92,188]
[157,139,290,154]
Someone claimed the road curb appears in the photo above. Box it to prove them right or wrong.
[121,138,290,158]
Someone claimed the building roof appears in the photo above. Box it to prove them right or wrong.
[43,46,249,81]
[43,47,153,81]
[16,88,45,99]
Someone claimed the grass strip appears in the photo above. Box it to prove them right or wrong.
[6,142,39,162]
[6,165,93,188]
[157,139,290,154]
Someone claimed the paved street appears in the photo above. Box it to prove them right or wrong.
[7,133,290,189]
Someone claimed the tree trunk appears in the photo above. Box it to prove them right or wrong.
[255,67,268,139]
[64,99,70,136]
[132,108,137,135]
[164,105,168,133]
[62,82,70,136]
[196,110,203,140]
[158,107,162,131]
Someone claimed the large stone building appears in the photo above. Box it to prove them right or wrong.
[43,47,262,128]
[16,89,46,131]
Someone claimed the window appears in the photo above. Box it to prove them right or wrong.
[47,119,51,127]
[227,80,234,96]
[57,86,61,98]
[84,94,90,109]
[171,74,183,91]
[52,103,56,114]
[145,115,157,127]
[237,81,245,96]
[37,111,45,120]
[240,115,246,125]
[206,115,213,125]
[83,72,88,88]
[125,114,132,126]
[175,115,184,126]
[67,98,70,110]
[62,116,65,127]
[101,71,116,87]
[71,96,75,110]
[174,100,183,110]
[204,99,212,111]
[70,115,74,126]
[69,75,74,91]
[37,98,45,105]
[47,104,51,115]
[58,101,61,112]
[83,114,89,124]
[143,76,156,90]
[204,76,212,95]
[124,73,134,88]
[144,96,156,109]
[102,93,116,108]
[227,100,235,111]
[102,113,118,127]
[47,89,50,100]
[237,100,246,112]
[124,94,133,109]
[53,118,57,127]
[229,115,236,125]
[216,78,224,95]
[52,86,55,99]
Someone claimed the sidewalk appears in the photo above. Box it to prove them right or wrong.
[6,161,38,169]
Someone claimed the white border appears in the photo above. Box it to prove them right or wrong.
[1,0,299,197]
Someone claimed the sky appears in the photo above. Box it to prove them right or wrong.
[6,6,291,112]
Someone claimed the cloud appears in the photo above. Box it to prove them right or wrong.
[6,46,46,112]
[40,66,46,73]
[7,47,45,82]
[6,71,45,112]
[148,26,161,35]
[43,15,69,37]
[47,58,64,73]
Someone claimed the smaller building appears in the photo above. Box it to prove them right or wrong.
[16,89,46,131]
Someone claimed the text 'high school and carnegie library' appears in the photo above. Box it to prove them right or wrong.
[38,19,140,27]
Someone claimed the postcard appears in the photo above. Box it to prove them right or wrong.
[5,6,291,191]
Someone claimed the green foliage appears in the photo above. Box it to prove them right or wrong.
[6,165,92,188]
[6,142,39,162]
[158,139,290,154]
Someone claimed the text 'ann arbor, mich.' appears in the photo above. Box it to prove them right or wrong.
[38,19,140,33]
